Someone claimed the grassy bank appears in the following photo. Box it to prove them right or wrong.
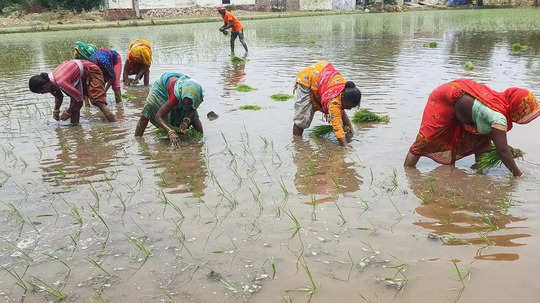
[0,10,371,34]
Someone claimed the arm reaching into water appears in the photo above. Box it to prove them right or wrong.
[491,128,522,177]
[156,102,181,148]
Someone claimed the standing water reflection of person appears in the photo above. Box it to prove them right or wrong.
[406,167,529,261]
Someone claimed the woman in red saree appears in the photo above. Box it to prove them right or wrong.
[404,79,540,177]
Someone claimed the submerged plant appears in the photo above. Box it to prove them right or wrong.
[352,108,389,123]
[424,41,438,48]
[511,43,529,52]
[309,125,334,138]
[121,93,136,100]
[271,93,293,101]
[238,105,262,111]
[235,84,256,92]
[477,148,524,172]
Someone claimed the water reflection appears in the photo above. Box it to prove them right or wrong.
[223,60,246,89]
[406,167,529,261]
[138,139,207,197]
[293,139,361,203]
[41,125,128,185]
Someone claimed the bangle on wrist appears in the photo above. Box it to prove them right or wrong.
[53,109,60,113]
[168,129,176,135]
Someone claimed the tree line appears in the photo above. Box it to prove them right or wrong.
[0,0,102,14]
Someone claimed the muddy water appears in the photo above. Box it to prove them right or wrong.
[1,8,540,303]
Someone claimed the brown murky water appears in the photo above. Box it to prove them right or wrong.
[1,8,540,303]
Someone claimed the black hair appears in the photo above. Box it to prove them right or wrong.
[29,73,50,93]
[342,81,361,107]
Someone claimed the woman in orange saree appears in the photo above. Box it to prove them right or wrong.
[404,79,539,177]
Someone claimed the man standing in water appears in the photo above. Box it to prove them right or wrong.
[217,5,248,57]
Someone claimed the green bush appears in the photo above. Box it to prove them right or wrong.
[1,0,102,14]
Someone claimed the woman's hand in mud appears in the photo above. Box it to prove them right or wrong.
[169,131,181,148]
[53,110,60,121]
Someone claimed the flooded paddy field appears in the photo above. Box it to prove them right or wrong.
[1,8,540,302]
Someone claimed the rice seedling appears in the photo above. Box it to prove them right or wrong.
[391,168,399,190]
[271,93,293,101]
[29,276,67,301]
[286,257,317,302]
[6,202,25,228]
[383,262,408,290]
[121,93,136,100]
[477,148,524,172]
[334,202,347,226]
[88,182,100,209]
[172,219,192,256]
[159,189,185,219]
[279,176,289,199]
[311,195,317,221]
[352,109,389,123]
[69,203,83,227]
[154,127,203,141]
[220,278,240,293]
[1,265,30,295]
[230,56,248,63]
[499,194,512,212]
[451,261,471,302]
[89,203,110,247]
[238,105,262,111]
[88,257,112,276]
[135,168,144,187]
[115,191,127,214]
[482,215,498,231]
[128,235,152,264]
[309,125,334,138]
[424,41,438,48]
[43,253,71,278]
[464,61,474,71]
[511,43,528,52]
[235,84,256,92]
[90,290,106,303]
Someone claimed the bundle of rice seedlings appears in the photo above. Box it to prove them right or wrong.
[235,84,256,92]
[271,93,293,101]
[154,126,203,141]
[511,43,529,52]
[239,105,262,110]
[121,93,136,100]
[309,125,334,138]
[464,61,475,71]
[424,41,438,48]
[477,148,524,171]
[352,108,389,123]
[231,56,248,63]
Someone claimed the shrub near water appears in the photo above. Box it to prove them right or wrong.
[352,109,389,123]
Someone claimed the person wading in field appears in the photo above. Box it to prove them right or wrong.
[217,5,248,57]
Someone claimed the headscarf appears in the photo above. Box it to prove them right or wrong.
[317,63,346,115]
[89,49,120,82]
[174,77,204,110]
[128,39,152,67]
[74,41,98,60]
[453,79,540,131]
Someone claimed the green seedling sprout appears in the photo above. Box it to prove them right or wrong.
[235,84,256,92]
[239,105,262,110]
[87,257,112,276]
